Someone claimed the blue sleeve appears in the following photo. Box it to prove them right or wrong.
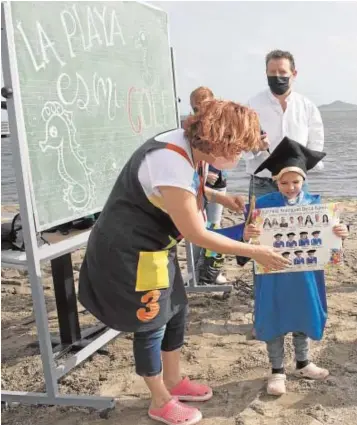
[210,223,251,267]
[210,223,245,241]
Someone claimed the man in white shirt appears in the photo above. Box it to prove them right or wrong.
[246,49,324,200]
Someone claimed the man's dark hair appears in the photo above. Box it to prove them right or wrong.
[265,50,296,72]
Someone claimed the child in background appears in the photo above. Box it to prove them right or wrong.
[189,86,228,285]
[242,137,348,396]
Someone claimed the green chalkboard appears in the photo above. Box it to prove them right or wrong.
[8,1,177,231]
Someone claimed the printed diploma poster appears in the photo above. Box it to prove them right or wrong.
[253,203,343,275]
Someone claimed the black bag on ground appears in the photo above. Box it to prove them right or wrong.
[1,213,100,251]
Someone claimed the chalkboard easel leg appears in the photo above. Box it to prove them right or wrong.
[49,254,109,358]
[51,253,81,344]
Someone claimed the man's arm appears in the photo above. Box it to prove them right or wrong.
[307,102,324,151]
[306,102,324,170]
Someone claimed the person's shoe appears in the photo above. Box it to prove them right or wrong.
[198,254,224,285]
[267,373,287,396]
[215,272,227,284]
[295,362,329,380]
[149,398,202,425]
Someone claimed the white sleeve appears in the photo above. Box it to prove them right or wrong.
[307,102,324,170]
[138,148,197,200]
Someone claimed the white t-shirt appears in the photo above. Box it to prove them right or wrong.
[138,129,204,212]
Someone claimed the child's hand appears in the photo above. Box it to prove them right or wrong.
[207,172,219,186]
[244,224,261,241]
[333,224,349,239]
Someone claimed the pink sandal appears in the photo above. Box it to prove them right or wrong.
[149,398,202,425]
[170,377,213,402]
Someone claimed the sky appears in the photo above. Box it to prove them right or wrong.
[150,0,357,114]
[2,0,356,120]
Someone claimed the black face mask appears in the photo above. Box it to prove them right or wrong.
[267,76,290,95]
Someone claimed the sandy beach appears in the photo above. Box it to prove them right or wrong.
[1,198,357,425]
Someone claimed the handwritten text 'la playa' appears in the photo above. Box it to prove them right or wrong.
[17,4,125,70]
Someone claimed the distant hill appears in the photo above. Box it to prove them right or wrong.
[319,100,357,111]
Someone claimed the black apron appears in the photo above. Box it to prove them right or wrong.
[79,131,204,333]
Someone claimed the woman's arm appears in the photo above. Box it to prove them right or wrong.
[158,186,289,270]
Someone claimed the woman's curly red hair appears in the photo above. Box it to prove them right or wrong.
[184,100,261,157]
[190,86,214,109]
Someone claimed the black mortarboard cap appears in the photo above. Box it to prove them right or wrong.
[274,233,283,238]
[307,249,317,254]
[254,137,326,177]
[282,251,291,256]
[312,230,321,235]
[295,250,303,255]
[300,231,308,236]
[287,232,296,237]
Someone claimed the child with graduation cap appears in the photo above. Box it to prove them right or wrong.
[293,250,305,265]
[286,232,297,248]
[311,230,322,246]
[307,249,318,264]
[299,231,310,247]
[273,233,285,248]
[241,137,348,396]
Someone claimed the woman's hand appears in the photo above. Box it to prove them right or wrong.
[243,224,261,241]
[333,224,349,239]
[251,245,291,270]
[215,192,246,213]
[206,171,219,186]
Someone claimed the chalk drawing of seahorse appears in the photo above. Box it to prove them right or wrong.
[39,101,95,213]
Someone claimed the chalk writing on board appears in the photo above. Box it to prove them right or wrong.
[39,101,95,213]
[17,5,126,71]
[56,71,168,124]
[11,1,176,230]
